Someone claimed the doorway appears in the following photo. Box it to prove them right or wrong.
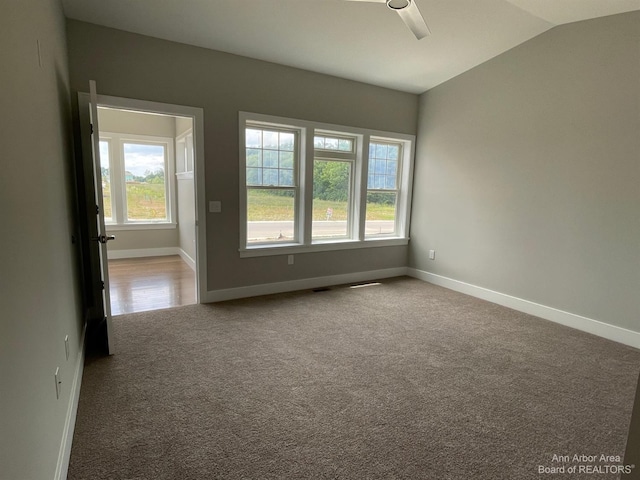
[96,106,199,315]
[77,89,207,353]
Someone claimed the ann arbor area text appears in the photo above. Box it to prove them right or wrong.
[551,454,622,463]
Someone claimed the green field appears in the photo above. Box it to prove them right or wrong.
[247,190,395,221]
[103,186,394,222]
[102,182,167,220]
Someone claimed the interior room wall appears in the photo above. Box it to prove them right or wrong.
[177,176,197,264]
[175,117,197,269]
[0,0,84,478]
[98,107,176,137]
[98,107,180,254]
[409,12,640,333]
[175,116,197,264]
[66,20,418,291]
[175,116,192,137]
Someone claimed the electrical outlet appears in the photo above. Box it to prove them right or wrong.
[288,255,294,265]
[429,250,436,260]
[64,335,70,361]
[54,368,61,399]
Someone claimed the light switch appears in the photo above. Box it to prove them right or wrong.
[209,201,222,213]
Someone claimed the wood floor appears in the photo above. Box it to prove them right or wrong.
[108,255,196,315]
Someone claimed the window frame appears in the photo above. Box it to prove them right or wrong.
[239,112,414,257]
[100,131,176,230]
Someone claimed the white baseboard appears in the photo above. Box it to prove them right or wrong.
[54,323,86,480]
[107,247,196,273]
[107,247,180,260]
[178,248,196,271]
[407,268,640,350]
[203,267,409,303]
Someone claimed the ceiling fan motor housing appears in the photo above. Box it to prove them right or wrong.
[387,0,411,10]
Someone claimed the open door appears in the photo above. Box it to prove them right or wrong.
[89,81,115,353]
[78,81,115,354]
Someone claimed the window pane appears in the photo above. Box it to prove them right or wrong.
[385,175,397,189]
[263,150,278,168]
[263,168,279,186]
[315,135,353,152]
[247,189,295,243]
[279,169,294,186]
[279,132,295,151]
[325,137,339,150]
[338,139,352,151]
[386,159,398,175]
[246,129,262,148]
[176,139,186,173]
[312,160,351,240]
[246,149,262,167]
[185,134,194,172]
[123,143,167,221]
[388,145,399,160]
[375,144,387,159]
[246,127,297,188]
[247,168,262,185]
[279,151,294,169]
[99,141,112,222]
[263,131,279,149]
[368,142,401,191]
[365,192,397,237]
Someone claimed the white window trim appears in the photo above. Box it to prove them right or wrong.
[238,112,415,258]
[100,131,176,230]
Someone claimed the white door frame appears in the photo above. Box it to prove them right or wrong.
[79,93,208,305]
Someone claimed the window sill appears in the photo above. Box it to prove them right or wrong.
[106,222,177,231]
[239,237,409,258]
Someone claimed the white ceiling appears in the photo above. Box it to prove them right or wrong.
[61,0,640,94]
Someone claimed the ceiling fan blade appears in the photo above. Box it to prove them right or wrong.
[396,1,431,39]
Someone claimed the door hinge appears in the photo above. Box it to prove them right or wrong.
[96,204,100,215]
[101,281,105,290]
[90,123,94,135]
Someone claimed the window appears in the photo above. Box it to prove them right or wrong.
[366,141,401,237]
[99,140,113,222]
[312,134,356,241]
[99,132,175,228]
[176,131,194,174]
[245,126,298,244]
[239,112,414,256]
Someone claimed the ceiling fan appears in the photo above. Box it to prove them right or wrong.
[344,0,431,40]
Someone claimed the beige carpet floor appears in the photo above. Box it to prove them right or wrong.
[68,276,640,479]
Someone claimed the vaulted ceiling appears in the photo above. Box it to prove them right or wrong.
[62,0,640,93]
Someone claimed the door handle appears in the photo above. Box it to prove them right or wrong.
[94,234,116,244]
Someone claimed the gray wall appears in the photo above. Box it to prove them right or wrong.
[0,0,84,478]
[409,12,640,332]
[66,20,418,291]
